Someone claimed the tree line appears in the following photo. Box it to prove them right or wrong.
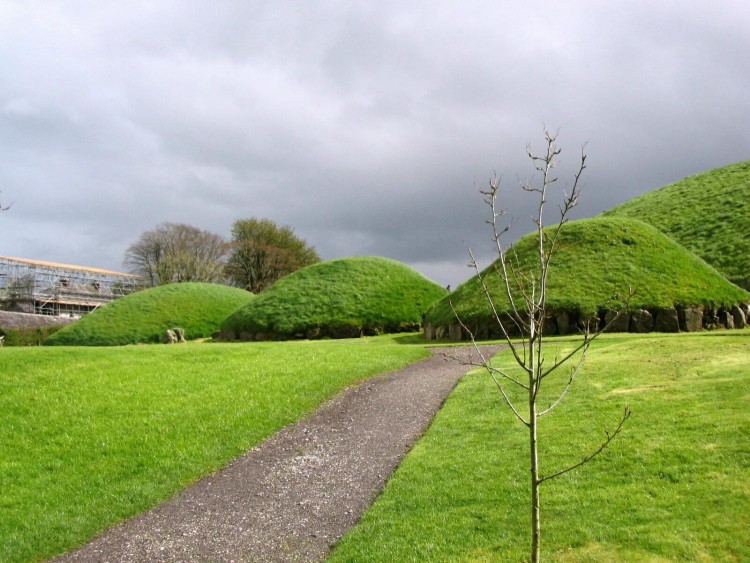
[124,218,320,293]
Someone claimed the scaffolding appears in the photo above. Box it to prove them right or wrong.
[0,256,145,318]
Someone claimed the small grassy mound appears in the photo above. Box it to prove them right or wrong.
[603,160,750,289]
[425,217,749,328]
[221,256,448,340]
[45,283,253,346]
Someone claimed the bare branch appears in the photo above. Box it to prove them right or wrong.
[540,332,591,379]
[538,349,588,417]
[447,299,528,390]
[541,286,636,380]
[446,303,529,426]
[538,407,632,484]
[481,177,527,325]
[466,249,526,366]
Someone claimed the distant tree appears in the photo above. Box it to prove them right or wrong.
[124,222,228,285]
[225,218,320,293]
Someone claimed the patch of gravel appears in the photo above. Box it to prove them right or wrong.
[54,345,500,562]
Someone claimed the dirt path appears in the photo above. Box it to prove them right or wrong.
[55,345,500,562]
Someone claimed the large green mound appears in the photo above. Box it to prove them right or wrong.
[425,217,749,337]
[221,256,448,340]
[45,282,254,346]
[603,160,750,289]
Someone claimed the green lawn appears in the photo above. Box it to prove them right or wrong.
[4,331,748,562]
[0,337,429,562]
[330,331,750,562]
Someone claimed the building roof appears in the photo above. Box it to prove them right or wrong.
[0,310,76,329]
[0,255,142,278]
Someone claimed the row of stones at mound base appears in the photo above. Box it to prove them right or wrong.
[219,322,422,342]
[424,303,750,341]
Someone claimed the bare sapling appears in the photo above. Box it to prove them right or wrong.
[450,128,631,563]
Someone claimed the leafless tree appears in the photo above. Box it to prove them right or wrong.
[225,218,320,293]
[124,222,228,285]
[452,129,631,563]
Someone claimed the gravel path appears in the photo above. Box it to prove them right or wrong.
[55,345,500,562]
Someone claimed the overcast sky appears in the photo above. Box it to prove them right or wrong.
[1,1,748,288]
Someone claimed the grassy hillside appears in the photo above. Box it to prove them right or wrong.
[221,256,448,340]
[603,160,750,289]
[45,282,253,346]
[425,217,749,327]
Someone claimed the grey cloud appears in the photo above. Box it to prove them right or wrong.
[1,1,748,289]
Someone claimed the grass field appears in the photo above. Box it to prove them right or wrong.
[330,331,750,562]
[0,337,429,562]
[4,331,748,562]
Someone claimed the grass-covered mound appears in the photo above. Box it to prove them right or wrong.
[45,282,253,346]
[221,256,448,340]
[424,217,749,337]
[603,160,750,289]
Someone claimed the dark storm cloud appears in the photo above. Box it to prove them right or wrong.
[1,1,748,288]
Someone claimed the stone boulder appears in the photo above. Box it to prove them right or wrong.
[679,307,704,332]
[654,308,679,333]
[305,326,322,339]
[163,327,186,343]
[630,310,654,333]
[719,309,735,329]
[330,324,362,339]
[731,305,746,329]
[473,323,490,340]
[423,323,435,340]
[448,324,463,341]
[578,314,599,333]
[556,311,576,335]
[602,309,630,332]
